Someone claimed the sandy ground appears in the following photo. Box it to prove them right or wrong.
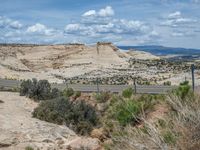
[0,92,78,150]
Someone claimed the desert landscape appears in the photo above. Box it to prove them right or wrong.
[0,43,199,86]
[1,0,200,149]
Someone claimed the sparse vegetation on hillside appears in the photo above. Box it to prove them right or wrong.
[105,82,200,150]
[19,79,200,149]
[33,97,98,135]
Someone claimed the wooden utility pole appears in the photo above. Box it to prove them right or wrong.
[191,64,195,92]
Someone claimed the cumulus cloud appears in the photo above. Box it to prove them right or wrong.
[0,16,22,29]
[98,6,114,17]
[82,6,114,18]
[65,19,150,37]
[159,11,199,39]
[27,23,55,36]
[63,6,157,44]
[82,10,96,17]
[160,11,197,27]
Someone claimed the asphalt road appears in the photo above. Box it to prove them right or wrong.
[0,78,175,94]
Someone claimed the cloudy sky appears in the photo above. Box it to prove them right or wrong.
[0,0,200,48]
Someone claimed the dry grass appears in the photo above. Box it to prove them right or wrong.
[108,92,200,150]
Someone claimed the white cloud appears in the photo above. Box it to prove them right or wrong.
[161,11,197,27]
[65,19,150,36]
[82,6,114,18]
[27,23,55,36]
[98,6,114,17]
[27,23,46,33]
[0,16,23,29]
[9,21,22,29]
[65,24,82,32]
[168,11,181,19]
[82,10,96,17]
[171,32,184,37]
[64,6,156,44]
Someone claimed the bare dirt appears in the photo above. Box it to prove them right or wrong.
[0,92,101,150]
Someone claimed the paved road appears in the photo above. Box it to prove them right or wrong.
[0,78,175,94]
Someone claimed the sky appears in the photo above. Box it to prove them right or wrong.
[0,0,200,48]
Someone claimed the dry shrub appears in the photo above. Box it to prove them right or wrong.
[108,91,200,150]
[109,120,171,150]
[166,93,200,150]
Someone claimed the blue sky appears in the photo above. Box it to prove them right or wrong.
[0,0,200,48]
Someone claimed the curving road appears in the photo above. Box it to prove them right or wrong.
[0,78,174,94]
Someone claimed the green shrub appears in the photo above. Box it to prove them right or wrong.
[20,79,32,96]
[25,146,34,150]
[95,92,110,103]
[32,97,98,135]
[51,88,60,99]
[164,81,171,86]
[163,131,176,144]
[139,94,158,111]
[75,91,81,98]
[20,79,65,101]
[62,88,74,97]
[180,80,189,86]
[114,99,141,126]
[122,87,133,98]
[20,79,51,100]
[31,79,51,100]
[175,81,192,99]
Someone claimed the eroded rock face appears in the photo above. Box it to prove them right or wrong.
[0,92,101,150]
[0,43,128,83]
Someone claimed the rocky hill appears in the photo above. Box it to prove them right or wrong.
[0,43,159,83]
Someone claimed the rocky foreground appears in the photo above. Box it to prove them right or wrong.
[0,92,101,150]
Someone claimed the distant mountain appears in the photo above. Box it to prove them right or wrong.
[118,45,200,56]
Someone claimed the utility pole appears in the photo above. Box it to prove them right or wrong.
[191,64,195,92]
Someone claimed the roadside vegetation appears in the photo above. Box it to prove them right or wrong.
[105,81,200,150]
[19,79,200,149]
[20,79,98,135]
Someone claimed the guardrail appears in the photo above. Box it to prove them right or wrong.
[0,79,175,94]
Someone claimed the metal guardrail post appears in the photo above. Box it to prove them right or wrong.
[134,78,137,94]
[96,78,100,93]
[191,64,195,92]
